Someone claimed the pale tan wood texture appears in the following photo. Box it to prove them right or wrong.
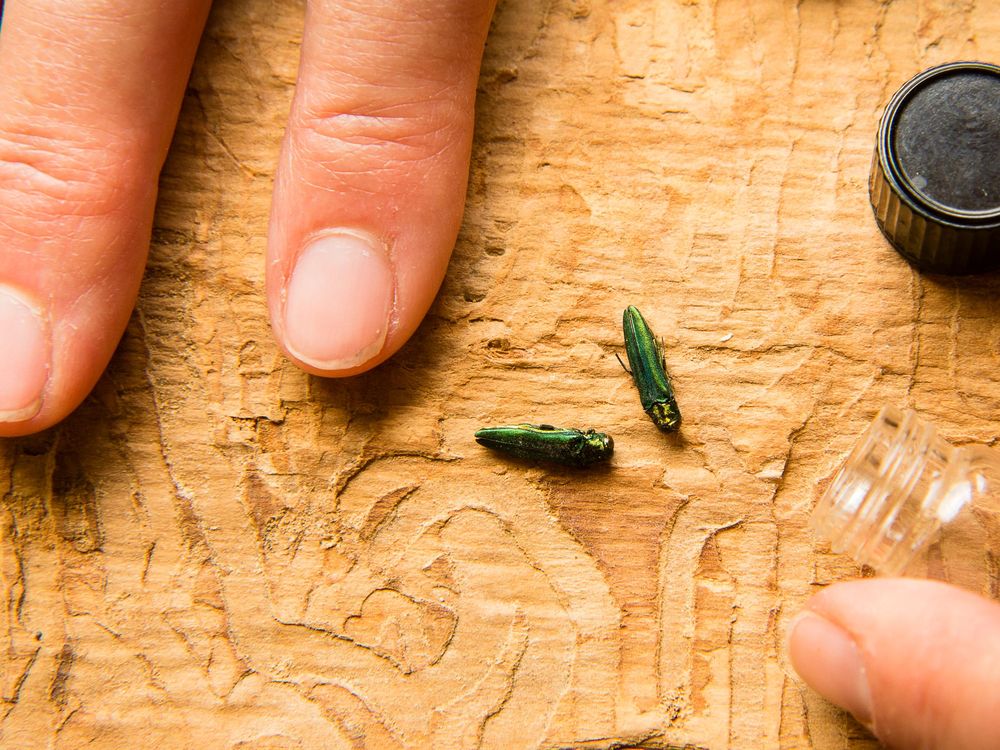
[2,0,999,747]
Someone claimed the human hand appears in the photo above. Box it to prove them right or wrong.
[789,578,1000,749]
[0,0,495,437]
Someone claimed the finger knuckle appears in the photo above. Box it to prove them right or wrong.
[0,118,147,231]
[292,92,464,175]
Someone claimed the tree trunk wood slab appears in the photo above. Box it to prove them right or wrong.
[2,0,999,747]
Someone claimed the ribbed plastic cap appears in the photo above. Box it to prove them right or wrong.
[870,62,1000,274]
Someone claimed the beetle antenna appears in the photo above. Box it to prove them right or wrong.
[615,351,632,375]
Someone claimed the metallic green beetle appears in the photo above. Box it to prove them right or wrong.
[474,424,614,467]
[620,306,681,432]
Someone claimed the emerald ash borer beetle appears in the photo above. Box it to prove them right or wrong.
[619,305,681,432]
[474,424,614,468]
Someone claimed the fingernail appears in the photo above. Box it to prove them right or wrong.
[283,230,394,370]
[787,610,874,726]
[0,287,49,422]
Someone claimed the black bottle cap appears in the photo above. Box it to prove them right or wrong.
[869,61,1000,274]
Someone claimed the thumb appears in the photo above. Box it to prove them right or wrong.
[788,578,1000,749]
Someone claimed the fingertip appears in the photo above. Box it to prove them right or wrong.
[271,219,455,378]
[0,286,49,427]
[0,274,139,438]
[791,579,1000,749]
[787,610,874,727]
[278,229,395,375]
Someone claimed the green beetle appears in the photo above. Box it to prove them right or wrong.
[619,305,681,432]
[474,424,614,468]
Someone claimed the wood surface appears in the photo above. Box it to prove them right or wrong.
[2,0,999,747]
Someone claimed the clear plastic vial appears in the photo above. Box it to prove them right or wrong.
[812,405,1000,576]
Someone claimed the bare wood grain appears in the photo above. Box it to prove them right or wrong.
[2,0,999,747]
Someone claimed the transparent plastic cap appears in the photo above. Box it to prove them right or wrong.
[812,406,1000,576]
